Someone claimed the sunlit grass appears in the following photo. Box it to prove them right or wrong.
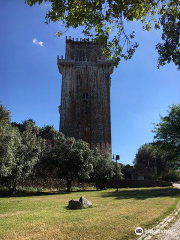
[0,187,179,240]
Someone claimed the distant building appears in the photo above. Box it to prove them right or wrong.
[133,159,157,180]
[57,37,114,154]
[121,162,157,180]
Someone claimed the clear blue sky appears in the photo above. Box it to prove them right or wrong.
[0,1,180,165]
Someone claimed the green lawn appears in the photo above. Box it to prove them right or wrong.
[0,187,179,240]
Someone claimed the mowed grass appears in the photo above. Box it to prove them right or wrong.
[0,187,180,240]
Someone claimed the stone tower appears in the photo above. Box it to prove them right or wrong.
[57,36,114,154]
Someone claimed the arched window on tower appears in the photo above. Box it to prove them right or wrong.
[83,92,89,101]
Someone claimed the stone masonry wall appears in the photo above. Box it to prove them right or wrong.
[57,37,114,154]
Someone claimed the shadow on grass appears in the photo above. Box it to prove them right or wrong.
[0,188,98,198]
[101,187,180,200]
[1,187,179,200]
[0,190,68,198]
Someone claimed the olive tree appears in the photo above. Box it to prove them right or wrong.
[47,137,93,192]
[0,105,41,194]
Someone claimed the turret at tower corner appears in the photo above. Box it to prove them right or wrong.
[57,36,114,154]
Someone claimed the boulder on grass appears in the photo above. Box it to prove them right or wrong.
[79,196,92,208]
[68,200,82,209]
[68,197,92,209]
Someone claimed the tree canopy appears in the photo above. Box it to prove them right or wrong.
[153,104,180,160]
[91,148,114,189]
[134,104,180,181]
[45,137,93,191]
[134,143,180,181]
[25,0,180,69]
[0,105,41,194]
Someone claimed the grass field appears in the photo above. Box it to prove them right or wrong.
[0,187,180,240]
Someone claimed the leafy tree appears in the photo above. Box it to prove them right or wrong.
[91,149,115,189]
[0,106,41,194]
[36,127,65,178]
[0,104,21,183]
[46,137,93,192]
[121,164,133,179]
[161,168,180,182]
[39,125,61,140]
[0,103,10,123]
[134,144,158,180]
[134,142,180,181]
[152,104,180,180]
[12,119,38,133]
[25,0,180,69]
[153,104,180,159]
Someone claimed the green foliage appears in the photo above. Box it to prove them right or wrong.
[112,161,124,179]
[46,137,93,192]
[135,104,180,181]
[121,164,133,179]
[134,144,157,167]
[134,144,158,179]
[121,164,133,172]
[156,1,180,70]
[133,142,179,181]
[0,103,10,123]
[0,104,21,179]
[25,0,180,69]
[153,104,180,163]
[150,104,180,180]
[163,169,180,182]
[91,149,115,189]
[39,125,63,140]
[0,105,41,194]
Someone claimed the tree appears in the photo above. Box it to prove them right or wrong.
[12,119,38,133]
[25,0,180,69]
[47,137,93,192]
[0,106,41,194]
[0,104,21,186]
[91,149,114,189]
[134,142,180,181]
[152,104,180,181]
[134,144,158,180]
[153,104,180,164]
[121,164,133,179]
[36,126,65,178]
[39,125,61,140]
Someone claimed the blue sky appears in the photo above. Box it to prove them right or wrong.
[0,1,180,165]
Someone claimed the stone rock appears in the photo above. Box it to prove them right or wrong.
[79,196,92,209]
[68,197,92,209]
[68,200,82,209]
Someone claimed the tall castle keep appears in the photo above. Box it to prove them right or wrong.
[57,37,114,154]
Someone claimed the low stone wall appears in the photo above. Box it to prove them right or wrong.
[105,179,172,188]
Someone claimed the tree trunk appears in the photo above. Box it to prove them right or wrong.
[66,179,72,192]
[10,180,17,196]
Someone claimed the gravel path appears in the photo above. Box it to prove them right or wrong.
[154,184,180,240]
[155,219,180,240]
[137,184,180,240]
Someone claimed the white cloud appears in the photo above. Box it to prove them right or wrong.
[32,38,44,47]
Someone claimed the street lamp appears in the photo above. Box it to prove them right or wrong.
[113,154,120,192]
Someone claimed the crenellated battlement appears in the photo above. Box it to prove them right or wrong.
[66,36,95,43]
[65,36,107,61]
